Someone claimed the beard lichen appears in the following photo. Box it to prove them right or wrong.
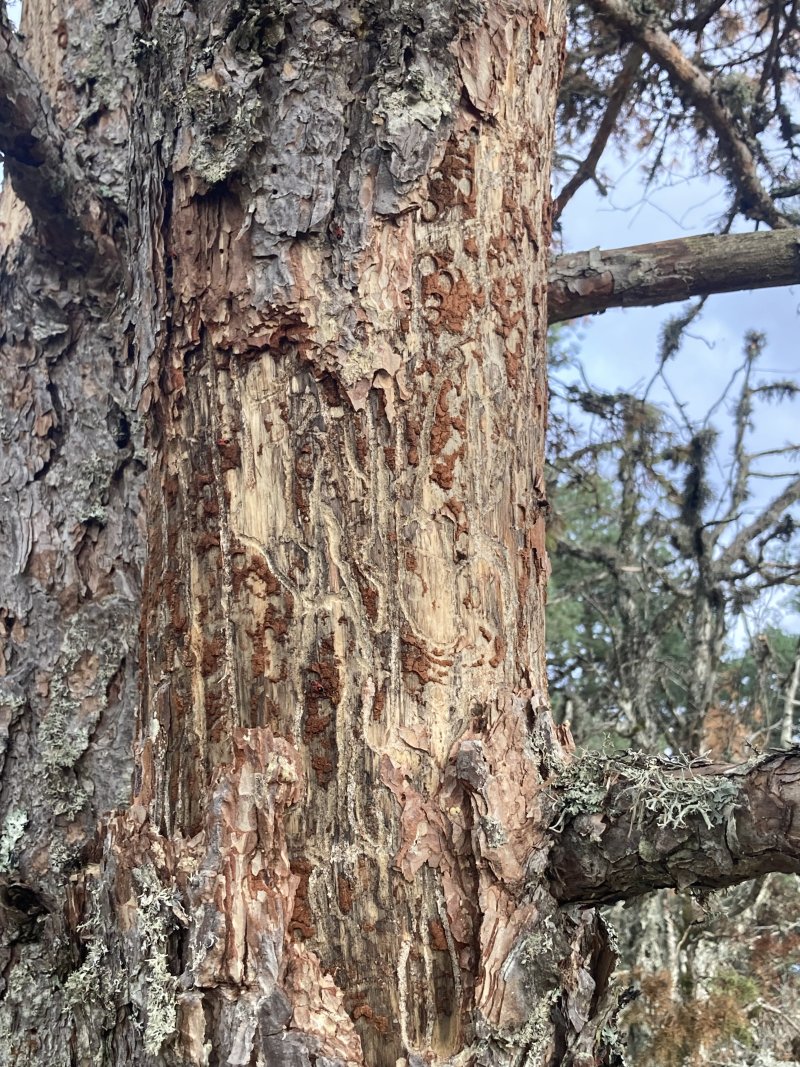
[549,750,740,835]
[615,760,739,831]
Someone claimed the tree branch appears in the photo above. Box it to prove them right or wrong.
[0,20,97,255]
[548,751,800,905]
[585,0,791,229]
[716,473,800,571]
[554,45,643,222]
[548,229,800,323]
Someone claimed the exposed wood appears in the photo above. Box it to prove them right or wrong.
[548,229,800,322]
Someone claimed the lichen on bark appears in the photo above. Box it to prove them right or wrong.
[8,0,788,1065]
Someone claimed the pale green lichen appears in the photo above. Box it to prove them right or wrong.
[185,79,264,185]
[474,989,560,1067]
[72,0,136,114]
[62,882,125,1067]
[377,77,453,135]
[549,750,612,833]
[37,612,127,816]
[550,750,740,834]
[598,1022,629,1065]
[0,957,67,1066]
[617,760,739,831]
[516,990,561,1067]
[717,73,759,119]
[480,815,508,848]
[133,866,182,1054]
[0,808,27,873]
[223,0,288,54]
[64,936,111,1006]
[68,453,118,526]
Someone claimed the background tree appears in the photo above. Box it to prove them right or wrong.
[546,248,800,1067]
[546,9,800,1053]
[547,330,800,753]
[1,2,800,1067]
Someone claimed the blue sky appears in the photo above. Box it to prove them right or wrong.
[558,154,800,481]
[558,155,799,403]
[556,153,800,633]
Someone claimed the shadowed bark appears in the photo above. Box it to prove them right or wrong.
[0,20,108,256]
[549,751,800,905]
[548,229,800,322]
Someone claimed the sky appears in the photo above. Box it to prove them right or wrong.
[555,150,800,634]
[557,148,799,482]
[558,158,799,422]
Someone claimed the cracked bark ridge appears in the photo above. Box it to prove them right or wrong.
[549,751,800,906]
[548,229,800,322]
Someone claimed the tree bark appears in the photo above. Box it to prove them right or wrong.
[549,751,800,906]
[548,229,800,322]
[2,1,800,1066]
[1,2,619,1065]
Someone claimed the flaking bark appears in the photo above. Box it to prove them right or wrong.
[3,0,800,1065]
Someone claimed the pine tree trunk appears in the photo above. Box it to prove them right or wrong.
[0,2,628,1065]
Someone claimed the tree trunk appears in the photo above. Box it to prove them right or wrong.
[4,1,799,1065]
[1,2,621,1064]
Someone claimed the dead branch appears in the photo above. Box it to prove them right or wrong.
[554,45,643,222]
[584,0,791,229]
[717,474,800,571]
[548,229,800,323]
[548,750,800,904]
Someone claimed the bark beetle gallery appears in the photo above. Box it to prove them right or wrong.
[0,1,799,1066]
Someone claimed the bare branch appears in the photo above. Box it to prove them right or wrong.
[554,45,643,222]
[0,21,98,255]
[548,229,800,323]
[717,474,800,571]
[780,642,800,747]
[548,751,800,905]
[585,0,792,229]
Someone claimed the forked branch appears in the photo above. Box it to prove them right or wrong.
[585,0,791,229]
[554,44,644,222]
